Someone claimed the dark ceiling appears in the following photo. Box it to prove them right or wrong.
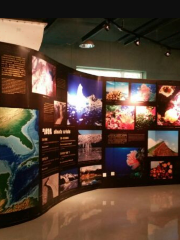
[11,18,180,50]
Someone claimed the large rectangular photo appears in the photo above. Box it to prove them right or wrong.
[106,105,135,130]
[67,74,102,126]
[148,130,178,157]
[0,107,39,214]
[78,130,102,163]
[80,165,102,186]
[105,147,145,178]
[150,161,173,179]
[60,168,78,194]
[157,85,180,126]
[32,56,56,97]
[130,83,156,102]
[106,81,129,101]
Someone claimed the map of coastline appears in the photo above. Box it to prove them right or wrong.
[0,107,39,214]
[0,108,33,149]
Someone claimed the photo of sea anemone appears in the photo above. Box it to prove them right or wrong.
[150,161,173,180]
[105,147,145,178]
[106,81,129,101]
[157,85,180,126]
[106,105,135,130]
[136,106,156,129]
[130,83,156,102]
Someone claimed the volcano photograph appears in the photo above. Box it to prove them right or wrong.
[148,130,178,157]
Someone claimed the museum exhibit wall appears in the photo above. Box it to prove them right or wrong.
[40,41,180,81]
[1,41,180,228]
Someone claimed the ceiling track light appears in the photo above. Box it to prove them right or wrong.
[134,38,140,46]
[104,22,110,31]
[165,49,171,57]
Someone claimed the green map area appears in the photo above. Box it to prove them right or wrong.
[0,108,33,149]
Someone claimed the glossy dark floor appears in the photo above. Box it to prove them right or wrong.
[1,185,180,240]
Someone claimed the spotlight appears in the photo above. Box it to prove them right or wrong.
[165,49,171,57]
[134,38,140,46]
[104,22,110,31]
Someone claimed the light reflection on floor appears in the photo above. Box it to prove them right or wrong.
[1,185,180,240]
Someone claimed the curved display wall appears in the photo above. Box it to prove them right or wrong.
[0,42,180,228]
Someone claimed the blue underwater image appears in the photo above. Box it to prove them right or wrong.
[105,147,145,178]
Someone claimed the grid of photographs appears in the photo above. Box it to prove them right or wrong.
[2,42,180,226]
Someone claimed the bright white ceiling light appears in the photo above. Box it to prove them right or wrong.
[79,40,95,49]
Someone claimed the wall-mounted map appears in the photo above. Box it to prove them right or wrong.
[0,107,39,214]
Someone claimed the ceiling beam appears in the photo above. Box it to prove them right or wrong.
[124,18,177,46]
[81,18,117,43]
[158,30,180,43]
[111,20,180,51]
[117,18,158,42]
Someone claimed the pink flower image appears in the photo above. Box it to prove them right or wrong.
[140,84,151,101]
[126,150,140,170]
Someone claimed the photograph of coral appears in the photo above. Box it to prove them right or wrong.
[106,105,135,130]
[54,100,66,125]
[106,81,129,101]
[130,83,156,102]
[148,130,178,157]
[67,74,102,126]
[136,106,156,129]
[60,168,78,194]
[42,173,59,205]
[80,165,102,186]
[105,147,145,178]
[150,161,173,179]
[157,85,180,126]
[78,130,102,162]
[0,107,39,214]
[32,56,56,97]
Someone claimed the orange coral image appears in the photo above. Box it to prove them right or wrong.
[159,85,175,97]
[106,106,134,130]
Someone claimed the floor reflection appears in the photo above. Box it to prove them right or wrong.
[0,185,180,240]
